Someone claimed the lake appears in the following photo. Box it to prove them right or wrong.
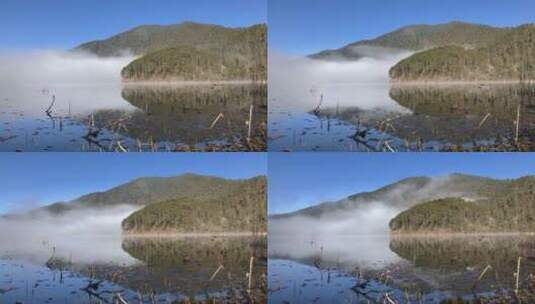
[0,235,267,303]
[0,83,267,152]
[269,80,535,152]
[268,235,535,303]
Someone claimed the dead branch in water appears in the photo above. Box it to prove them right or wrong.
[313,94,323,116]
[45,95,56,117]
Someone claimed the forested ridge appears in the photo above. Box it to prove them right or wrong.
[310,21,508,60]
[390,24,535,81]
[389,176,535,233]
[122,176,266,233]
[74,22,267,81]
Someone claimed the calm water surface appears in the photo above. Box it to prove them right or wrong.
[269,83,535,151]
[268,235,535,303]
[0,83,266,152]
[0,235,266,303]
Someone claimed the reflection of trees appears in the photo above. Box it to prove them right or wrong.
[118,237,266,294]
[390,85,535,119]
[89,84,267,145]
[320,84,535,144]
[72,237,266,296]
[390,236,535,287]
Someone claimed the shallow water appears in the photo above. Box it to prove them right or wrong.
[0,83,267,152]
[0,235,266,303]
[268,82,535,151]
[268,235,535,303]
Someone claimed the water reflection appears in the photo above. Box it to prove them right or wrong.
[268,235,535,303]
[0,83,267,151]
[269,83,535,151]
[0,235,266,303]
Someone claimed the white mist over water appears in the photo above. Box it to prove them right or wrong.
[0,205,141,265]
[0,50,135,115]
[268,50,413,111]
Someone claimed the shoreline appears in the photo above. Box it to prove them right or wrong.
[389,79,535,86]
[122,231,267,238]
[121,79,266,86]
[389,231,535,237]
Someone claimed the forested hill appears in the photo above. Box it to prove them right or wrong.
[309,22,508,61]
[122,176,267,233]
[389,176,535,233]
[16,174,257,217]
[390,24,535,82]
[74,22,267,81]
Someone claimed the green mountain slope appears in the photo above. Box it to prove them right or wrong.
[121,44,264,81]
[270,174,504,220]
[390,176,535,233]
[122,176,266,233]
[390,24,535,81]
[74,22,267,81]
[29,174,256,216]
[310,22,508,60]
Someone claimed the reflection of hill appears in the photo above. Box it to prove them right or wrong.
[91,84,267,145]
[322,84,535,144]
[72,237,266,296]
[390,84,535,119]
[390,236,535,288]
[121,237,265,294]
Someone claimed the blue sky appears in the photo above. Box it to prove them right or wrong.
[0,0,266,49]
[269,153,535,214]
[0,153,266,214]
[269,0,535,54]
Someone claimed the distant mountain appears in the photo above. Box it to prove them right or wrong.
[122,176,266,233]
[74,22,267,81]
[390,176,535,233]
[20,174,257,216]
[270,174,505,221]
[390,24,535,81]
[309,22,508,61]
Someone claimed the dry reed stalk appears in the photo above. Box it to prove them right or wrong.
[384,292,397,304]
[115,293,129,304]
[209,113,224,129]
[247,104,254,142]
[209,264,224,281]
[116,141,127,152]
[248,256,255,293]
[515,256,522,294]
[477,113,491,129]
[472,265,492,290]
[515,104,521,142]
[384,141,396,152]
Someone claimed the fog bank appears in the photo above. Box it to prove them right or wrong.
[0,50,135,115]
[268,49,412,111]
[0,205,140,265]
